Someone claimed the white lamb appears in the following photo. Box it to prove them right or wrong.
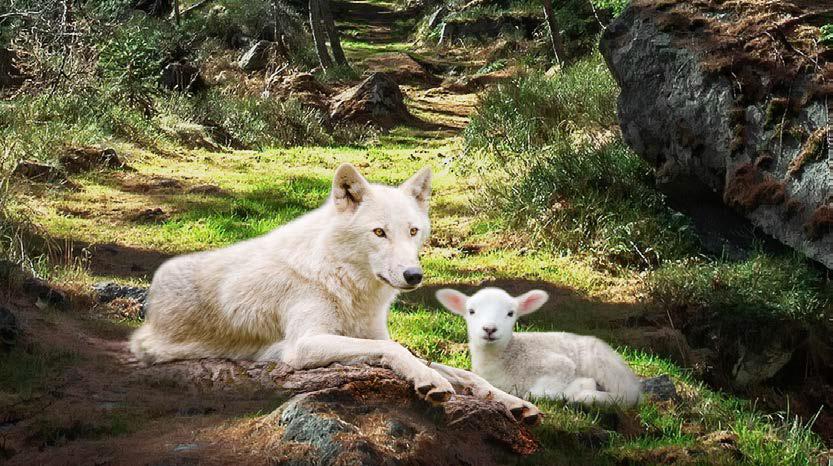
[436,287,641,407]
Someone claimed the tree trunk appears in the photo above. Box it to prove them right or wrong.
[173,0,180,25]
[309,0,333,70]
[319,0,348,67]
[542,0,566,64]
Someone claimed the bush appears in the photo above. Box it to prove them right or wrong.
[464,54,618,156]
[647,253,829,321]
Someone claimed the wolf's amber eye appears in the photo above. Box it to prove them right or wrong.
[373,228,386,238]
[410,227,419,236]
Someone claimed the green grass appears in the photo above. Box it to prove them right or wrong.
[647,253,830,321]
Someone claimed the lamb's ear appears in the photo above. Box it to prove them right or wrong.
[400,166,432,212]
[332,163,370,213]
[435,288,468,316]
[515,290,548,316]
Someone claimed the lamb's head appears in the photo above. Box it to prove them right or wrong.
[436,287,548,347]
[329,163,432,291]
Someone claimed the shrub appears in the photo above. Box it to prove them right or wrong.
[464,54,618,156]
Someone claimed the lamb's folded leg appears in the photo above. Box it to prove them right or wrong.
[427,361,541,425]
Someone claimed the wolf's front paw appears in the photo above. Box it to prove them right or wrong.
[500,393,541,426]
[414,367,455,404]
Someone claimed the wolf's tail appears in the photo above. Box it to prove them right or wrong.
[580,339,642,407]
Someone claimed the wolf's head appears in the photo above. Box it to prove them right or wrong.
[329,163,432,291]
[435,287,549,347]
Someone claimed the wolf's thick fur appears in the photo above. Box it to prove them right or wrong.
[437,287,642,407]
[130,164,539,419]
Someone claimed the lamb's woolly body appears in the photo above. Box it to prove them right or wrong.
[473,332,642,406]
[436,287,641,407]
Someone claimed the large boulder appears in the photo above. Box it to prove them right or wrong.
[600,0,833,268]
[330,72,413,129]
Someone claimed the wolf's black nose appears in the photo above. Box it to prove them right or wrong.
[403,267,423,286]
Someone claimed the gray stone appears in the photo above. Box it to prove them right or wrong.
[238,40,274,72]
[641,375,679,402]
[93,282,148,304]
[600,3,833,268]
[280,395,358,463]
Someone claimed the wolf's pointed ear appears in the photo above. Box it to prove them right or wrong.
[436,288,468,316]
[400,166,432,211]
[333,163,370,213]
[515,290,548,316]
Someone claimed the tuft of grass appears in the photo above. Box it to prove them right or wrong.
[647,253,829,321]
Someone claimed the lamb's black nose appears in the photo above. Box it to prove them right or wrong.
[483,326,497,335]
[403,267,423,286]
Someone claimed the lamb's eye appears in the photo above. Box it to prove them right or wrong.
[507,311,515,317]
[373,228,386,238]
[410,227,419,236]
[468,309,475,315]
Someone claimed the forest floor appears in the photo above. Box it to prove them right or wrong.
[1,1,829,464]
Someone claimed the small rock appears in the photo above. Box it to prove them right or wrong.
[59,147,122,174]
[160,62,204,92]
[92,282,148,304]
[641,374,679,402]
[239,40,274,72]
[21,277,69,310]
[0,306,18,351]
[12,161,66,183]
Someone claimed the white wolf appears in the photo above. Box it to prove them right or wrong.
[436,287,642,407]
[130,164,539,421]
